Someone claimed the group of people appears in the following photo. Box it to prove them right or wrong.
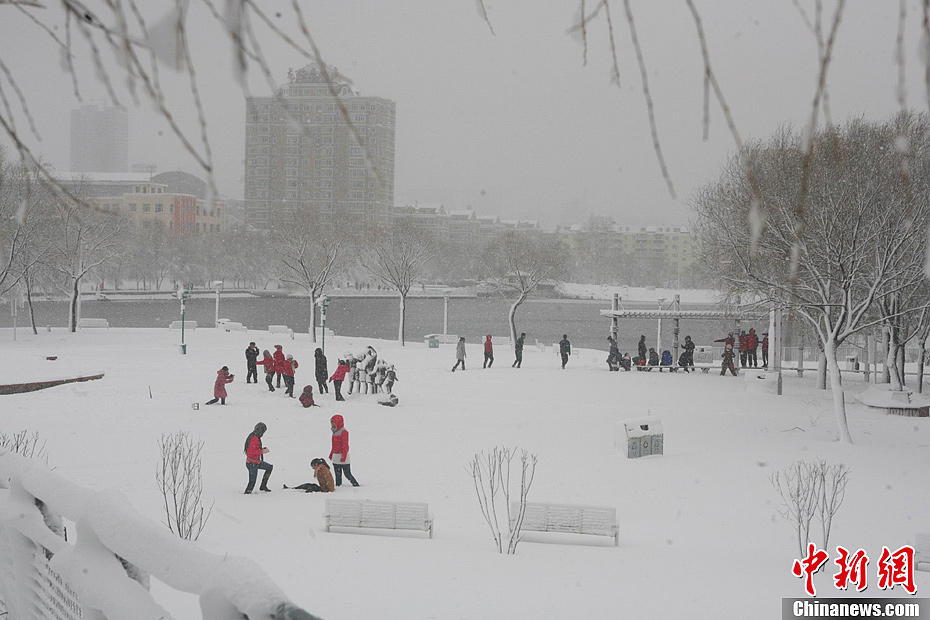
[243,414,360,494]
[451,333,570,370]
[604,329,769,377]
[212,341,398,407]
[715,329,769,376]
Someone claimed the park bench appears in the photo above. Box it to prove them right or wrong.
[423,333,459,345]
[268,324,294,340]
[917,533,930,572]
[77,318,109,329]
[535,338,548,352]
[324,499,433,539]
[219,321,247,332]
[511,501,618,546]
[169,320,196,331]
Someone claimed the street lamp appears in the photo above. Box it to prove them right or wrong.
[318,295,331,355]
[178,287,190,354]
[213,280,223,328]
[442,289,452,335]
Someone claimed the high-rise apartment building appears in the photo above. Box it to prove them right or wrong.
[70,104,128,173]
[244,64,396,232]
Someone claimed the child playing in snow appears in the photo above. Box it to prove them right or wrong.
[206,366,234,405]
[329,414,359,487]
[298,385,318,408]
[283,458,334,492]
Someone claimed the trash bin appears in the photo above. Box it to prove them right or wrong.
[846,355,859,371]
[621,418,664,459]
[428,337,439,349]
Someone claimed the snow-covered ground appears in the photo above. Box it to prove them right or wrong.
[1,326,928,619]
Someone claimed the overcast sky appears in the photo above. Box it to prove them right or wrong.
[1,1,928,228]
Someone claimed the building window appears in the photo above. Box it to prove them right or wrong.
[155,204,163,213]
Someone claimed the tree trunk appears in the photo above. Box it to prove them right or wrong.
[919,339,926,394]
[508,295,527,345]
[879,328,891,384]
[68,278,79,332]
[817,353,827,390]
[887,341,903,391]
[824,338,854,444]
[398,293,406,345]
[308,294,317,343]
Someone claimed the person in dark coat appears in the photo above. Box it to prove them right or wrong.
[619,352,632,371]
[559,334,571,369]
[244,422,272,493]
[298,385,317,408]
[637,335,648,363]
[512,332,525,368]
[483,335,494,368]
[681,335,696,371]
[606,336,620,371]
[761,332,770,368]
[245,342,260,383]
[452,337,466,372]
[314,348,329,394]
[256,349,275,392]
[206,366,234,405]
[647,348,659,371]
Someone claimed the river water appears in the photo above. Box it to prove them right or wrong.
[1,295,764,354]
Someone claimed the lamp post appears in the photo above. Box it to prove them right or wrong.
[656,298,666,354]
[178,287,190,354]
[318,295,331,355]
[442,289,451,335]
[213,280,223,328]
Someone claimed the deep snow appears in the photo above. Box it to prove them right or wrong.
[1,324,928,619]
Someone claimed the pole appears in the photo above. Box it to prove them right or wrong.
[443,291,450,336]
[215,287,220,328]
[672,294,680,363]
[656,298,665,354]
[769,307,783,395]
[611,293,619,341]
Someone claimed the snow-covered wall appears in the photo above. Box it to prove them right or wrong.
[0,449,323,620]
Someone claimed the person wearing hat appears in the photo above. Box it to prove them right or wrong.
[282,354,298,398]
[206,365,234,405]
[244,422,272,493]
[272,344,286,388]
[283,458,334,493]
[244,342,260,384]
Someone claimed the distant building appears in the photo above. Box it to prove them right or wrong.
[70,104,128,173]
[243,64,396,233]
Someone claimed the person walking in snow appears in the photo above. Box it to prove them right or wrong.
[244,422,272,493]
[559,334,571,369]
[329,414,360,487]
[382,364,398,394]
[512,332,525,368]
[245,342,260,384]
[761,332,770,368]
[283,458,334,493]
[257,349,276,392]
[606,336,620,371]
[282,354,298,397]
[329,359,349,401]
[298,384,318,408]
[272,344,286,388]
[483,334,494,368]
[314,348,329,394]
[206,366,234,405]
[452,336,466,372]
[720,343,738,376]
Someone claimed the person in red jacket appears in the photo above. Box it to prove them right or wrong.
[720,343,738,376]
[738,330,749,368]
[329,359,349,401]
[483,334,494,368]
[761,332,770,368]
[272,344,286,388]
[329,414,359,487]
[256,349,275,392]
[206,366,234,405]
[282,354,298,397]
[747,328,759,367]
[715,333,736,349]
[244,422,272,493]
[298,384,317,408]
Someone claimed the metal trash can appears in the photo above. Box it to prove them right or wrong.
[428,337,439,349]
[622,418,664,459]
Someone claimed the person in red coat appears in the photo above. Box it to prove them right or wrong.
[282,354,298,397]
[762,332,770,368]
[244,422,272,493]
[737,330,749,368]
[206,366,234,405]
[272,345,286,388]
[329,359,349,401]
[747,328,759,368]
[298,384,317,408]
[256,349,275,392]
[720,343,738,376]
[329,414,359,487]
[483,334,494,368]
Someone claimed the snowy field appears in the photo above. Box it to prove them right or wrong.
[1,326,928,619]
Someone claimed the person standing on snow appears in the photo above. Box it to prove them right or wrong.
[329,359,349,401]
[329,414,360,487]
[256,349,275,392]
[272,344,286,388]
[282,354,298,397]
[483,334,494,368]
[721,343,738,376]
[637,335,648,363]
[559,334,571,369]
[747,328,759,368]
[244,422,272,493]
[245,342,260,384]
[512,332,525,368]
[452,336,466,372]
[681,335,696,371]
[206,366,234,405]
[761,333,770,368]
[314,348,329,394]
[738,330,749,368]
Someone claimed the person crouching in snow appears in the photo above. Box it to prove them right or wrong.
[283,458,334,492]
[329,359,349,401]
[299,385,318,408]
[206,366,234,405]
[256,349,276,392]
[329,414,359,487]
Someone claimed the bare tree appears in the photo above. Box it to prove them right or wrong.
[480,231,567,345]
[467,446,537,555]
[156,431,213,541]
[364,221,437,346]
[693,116,930,443]
[0,430,48,464]
[771,459,849,557]
[273,206,348,341]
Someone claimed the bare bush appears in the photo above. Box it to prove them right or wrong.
[0,430,48,464]
[468,446,537,554]
[156,431,213,541]
[771,459,849,556]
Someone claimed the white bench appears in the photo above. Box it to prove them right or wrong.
[535,338,548,352]
[424,333,459,345]
[77,318,109,329]
[169,320,197,331]
[917,533,930,572]
[324,499,433,538]
[221,321,247,332]
[512,502,618,546]
[268,324,294,340]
